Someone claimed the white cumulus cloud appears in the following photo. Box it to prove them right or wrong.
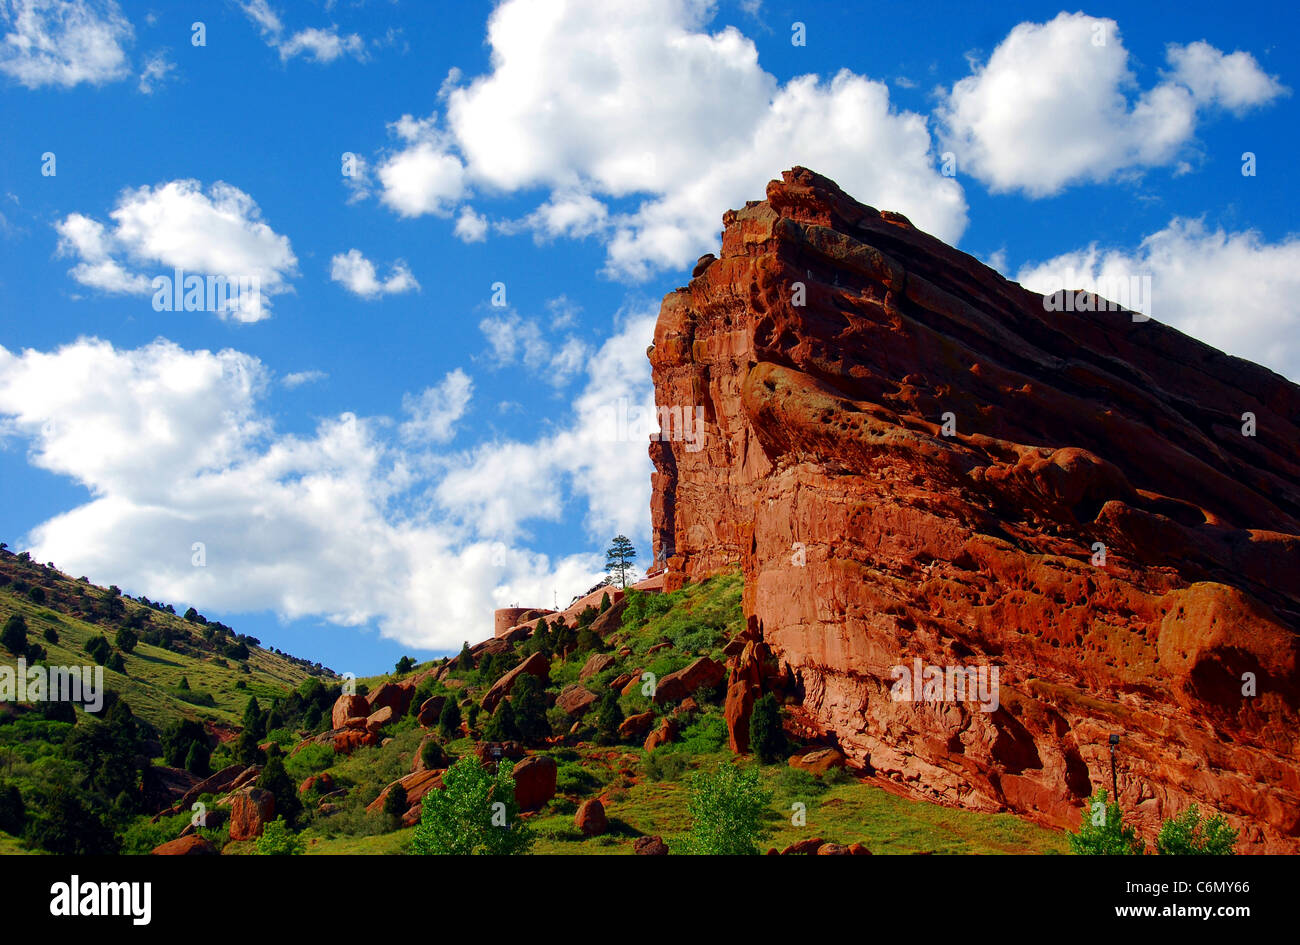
[366,0,965,279]
[55,180,298,321]
[1016,218,1300,381]
[329,248,419,299]
[0,0,132,88]
[937,13,1285,197]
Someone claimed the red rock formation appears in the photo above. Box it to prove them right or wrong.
[481,651,551,713]
[511,755,557,810]
[228,787,276,841]
[649,167,1300,852]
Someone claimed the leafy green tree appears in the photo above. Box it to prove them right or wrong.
[510,674,550,744]
[457,641,475,670]
[748,693,787,763]
[0,783,25,836]
[680,761,772,855]
[605,535,637,588]
[1068,789,1146,855]
[410,756,533,855]
[395,655,416,674]
[255,817,304,855]
[1156,805,1238,855]
[107,652,126,674]
[1,614,28,655]
[438,698,463,740]
[115,627,138,653]
[24,786,119,854]
[42,627,58,644]
[483,698,521,743]
[595,689,624,745]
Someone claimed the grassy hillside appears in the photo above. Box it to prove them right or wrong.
[275,572,1067,855]
[0,549,322,730]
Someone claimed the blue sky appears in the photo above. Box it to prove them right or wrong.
[0,0,1295,675]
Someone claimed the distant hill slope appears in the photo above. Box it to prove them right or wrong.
[0,546,329,731]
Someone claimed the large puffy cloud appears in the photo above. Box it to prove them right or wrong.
[437,306,657,542]
[56,180,298,321]
[0,0,132,88]
[1015,219,1300,381]
[937,13,1285,197]
[368,0,965,278]
[0,323,654,650]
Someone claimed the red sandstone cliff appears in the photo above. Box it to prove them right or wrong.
[648,167,1300,852]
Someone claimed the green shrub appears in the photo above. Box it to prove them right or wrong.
[1068,790,1145,855]
[255,817,305,855]
[1156,805,1238,855]
[748,693,787,764]
[410,756,533,855]
[678,761,772,855]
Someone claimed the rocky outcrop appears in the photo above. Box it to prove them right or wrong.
[228,787,276,841]
[151,835,218,855]
[649,167,1300,852]
[482,652,551,713]
[652,656,725,706]
[575,798,608,837]
[511,755,557,810]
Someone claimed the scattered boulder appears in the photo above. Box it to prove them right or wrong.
[151,835,217,856]
[482,652,550,713]
[298,772,335,796]
[780,837,825,855]
[557,684,598,717]
[654,656,725,705]
[331,693,369,729]
[367,682,415,718]
[633,835,669,855]
[618,712,655,740]
[511,755,557,810]
[574,798,608,837]
[644,717,677,752]
[475,741,526,764]
[140,765,200,813]
[365,705,395,733]
[332,729,379,755]
[790,747,846,777]
[367,768,444,814]
[609,672,635,692]
[848,843,872,855]
[416,695,447,728]
[228,787,276,841]
[817,842,850,855]
[579,652,615,680]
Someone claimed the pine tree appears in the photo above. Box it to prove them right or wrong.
[604,535,637,588]
[596,689,624,745]
[458,641,475,670]
[256,748,302,827]
[438,699,463,740]
[483,699,521,743]
[511,674,550,744]
[184,741,211,777]
[748,693,787,763]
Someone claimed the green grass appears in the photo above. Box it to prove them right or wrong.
[0,576,316,731]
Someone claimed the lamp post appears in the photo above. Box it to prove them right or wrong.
[1108,733,1120,803]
